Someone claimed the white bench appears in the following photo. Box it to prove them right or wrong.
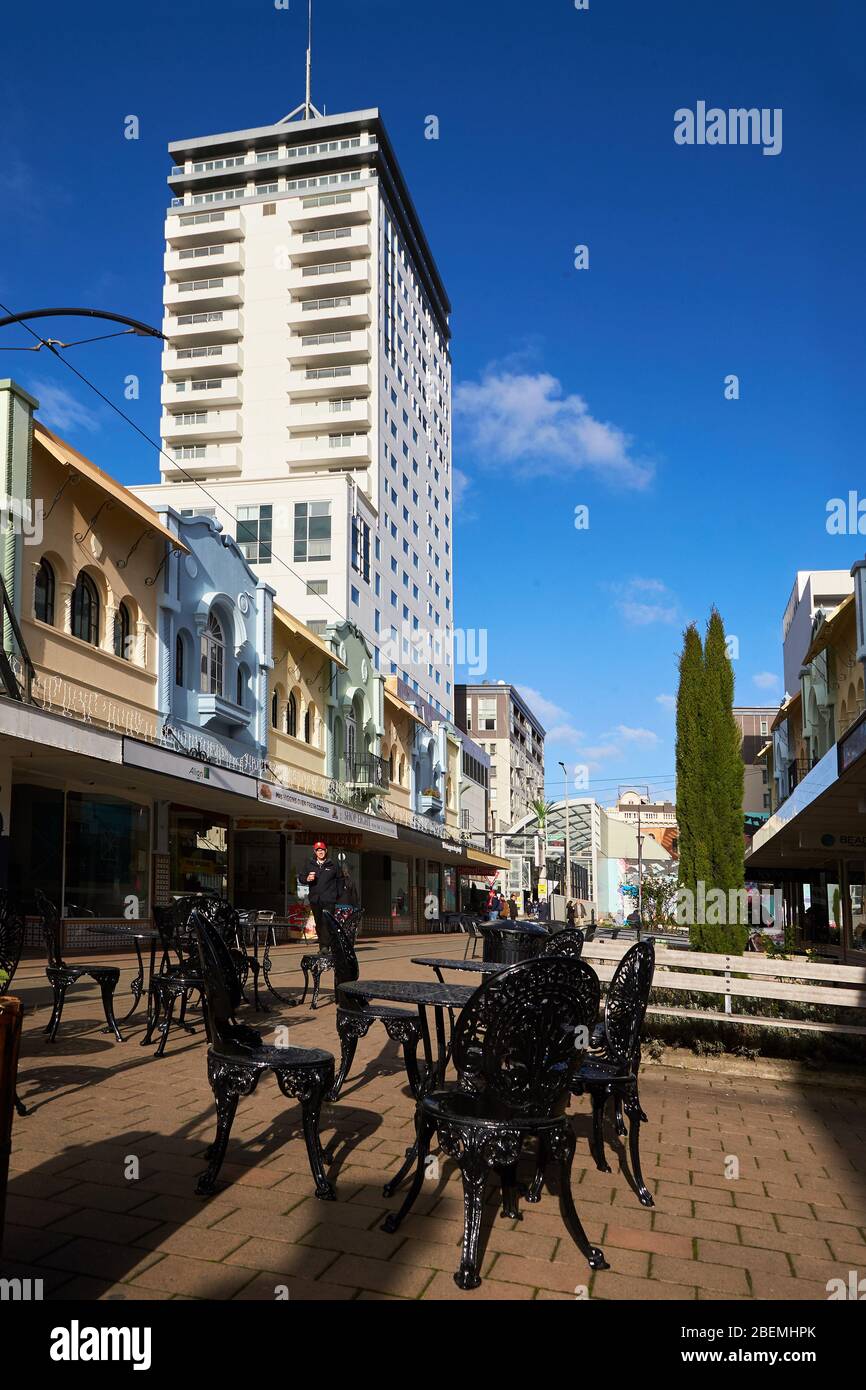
[581,940,866,1037]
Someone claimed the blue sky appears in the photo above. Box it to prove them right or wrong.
[2,0,864,805]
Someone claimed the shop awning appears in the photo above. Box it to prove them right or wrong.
[34,424,190,554]
[801,593,855,667]
[274,604,347,669]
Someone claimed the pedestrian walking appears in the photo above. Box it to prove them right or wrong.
[488,885,502,921]
[508,893,519,921]
[301,840,341,948]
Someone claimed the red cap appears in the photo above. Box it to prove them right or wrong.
[313,841,327,851]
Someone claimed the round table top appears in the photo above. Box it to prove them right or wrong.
[340,979,475,1008]
[412,957,503,975]
[480,919,549,938]
[85,924,161,940]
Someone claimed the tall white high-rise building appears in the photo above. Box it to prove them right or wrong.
[133,103,455,719]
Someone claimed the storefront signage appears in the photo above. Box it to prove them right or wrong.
[123,738,258,798]
[840,717,866,774]
[440,840,463,854]
[800,830,866,851]
[256,780,398,838]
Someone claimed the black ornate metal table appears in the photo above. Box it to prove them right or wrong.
[338,977,475,1198]
[86,924,160,1023]
[411,956,504,984]
[241,918,292,1006]
[480,920,549,967]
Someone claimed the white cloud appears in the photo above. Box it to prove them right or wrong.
[613,725,659,744]
[579,743,622,762]
[656,694,676,711]
[753,671,780,690]
[613,577,679,627]
[452,468,471,504]
[31,381,100,434]
[515,685,584,748]
[454,369,654,490]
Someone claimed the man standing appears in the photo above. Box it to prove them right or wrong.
[508,893,520,921]
[302,840,341,948]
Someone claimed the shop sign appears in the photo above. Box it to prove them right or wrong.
[440,841,463,854]
[840,718,866,774]
[123,738,257,798]
[295,830,363,850]
[800,830,866,851]
[256,780,398,838]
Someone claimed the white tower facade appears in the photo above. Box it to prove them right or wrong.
[133,106,455,719]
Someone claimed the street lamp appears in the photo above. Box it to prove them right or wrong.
[559,760,571,915]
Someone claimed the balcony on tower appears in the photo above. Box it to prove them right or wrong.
[286,432,371,469]
[287,292,372,331]
[161,410,242,442]
[164,275,243,311]
[287,328,371,366]
[164,309,244,344]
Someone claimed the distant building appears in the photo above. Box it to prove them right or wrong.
[782,571,854,698]
[608,789,678,857]
[733,707,778,816]
[455,682,545,832]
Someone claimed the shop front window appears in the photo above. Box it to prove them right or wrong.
[64,792,150,918]
[234,830,285,915]
[847,868,866,952]
[391,857,411,925]
[425,865,441,922]
[9,784,64,916]
[169,807,228,896]
[443,865,457,914]
[798,874,842,951]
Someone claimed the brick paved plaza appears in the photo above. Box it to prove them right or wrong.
[2,935,865,1302]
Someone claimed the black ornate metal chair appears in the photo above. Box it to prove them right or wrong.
[382,955,607,1290]
[189,911,336,1201]
[142,897,206,1057]
[566,939,656,1207]
[35,890,124,1044]
[0,892,27,1114]
[196,897,264,1009]
[541,927,585,959]
[300,905,362,1010]
[325,910,422,1100]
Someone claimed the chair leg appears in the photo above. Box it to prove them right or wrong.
[454,1148,487,1290]
[625,1095,654,1207]
[45,977,66,1043]
[614,1097,627,1137]
[299,961,310,1006]
[276,1066,336,1201]
[196,1072,241,1196]
[97,977,124,1043]
[550,1123,609,1270]
[327,1010,369,1099]
[499,1161,521,1219]
[154,993,177,1058]
[381,1111,436,1232]
[589,1089,612,1173]
[527,1132,549,1203]
[311,963,323,1011]
[13,1091,27,1117]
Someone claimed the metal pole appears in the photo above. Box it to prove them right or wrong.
[559,761,571,911]
[637,805,643,941]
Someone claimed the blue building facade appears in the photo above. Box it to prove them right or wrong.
[153,508,274,771]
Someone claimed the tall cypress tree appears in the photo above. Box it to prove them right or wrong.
[695,609,747,953]
[676,624,710,899]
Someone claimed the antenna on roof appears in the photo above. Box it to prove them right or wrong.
[280,0,324,123]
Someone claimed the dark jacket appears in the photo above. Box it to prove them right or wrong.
[303,857,341,907]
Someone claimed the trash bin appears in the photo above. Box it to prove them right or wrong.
[480,920,549,967]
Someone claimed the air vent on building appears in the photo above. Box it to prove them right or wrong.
[263,203,276,216]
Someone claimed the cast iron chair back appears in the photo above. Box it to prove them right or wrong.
[0,891,26,989]
[35,889,64,968]
[323,909,364,990]
[451,955,601,1115]
[602,940,655,1072]
[189,911,263,1058]
[153,896,203,966]
[541,928,585,960]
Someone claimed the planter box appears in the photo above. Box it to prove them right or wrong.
[0,995,23,1253]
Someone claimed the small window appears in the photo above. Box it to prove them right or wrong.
[263,203,276,216]
[35,558,55,625]
[271,689,279,727]
[175,634,185,687]
[286,691,298,738]
[236,666,245,706]
[304,708,312,743]
[113,602,132,660]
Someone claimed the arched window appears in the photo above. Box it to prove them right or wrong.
[113,602,132,660]
[399,755,406,785]
[71,572,99,646]
[35,558,55,625]
[304,707,312,743]
[201,611,224,696]
[175,633,185,687]
[271,689,279,727]
[286,691,298,738]
[236,664,246,707]
[389,748,395,782]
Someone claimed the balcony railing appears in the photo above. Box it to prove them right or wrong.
[340,754,387,790]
